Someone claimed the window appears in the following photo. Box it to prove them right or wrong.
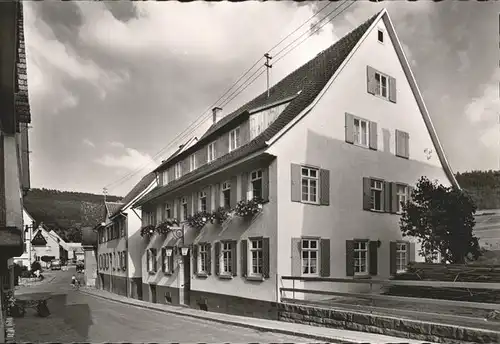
[396,242,407,273]
[250,239,263,276]
[396,184,408,213]
[181,197,188,221]
[229,127,241,152]
[301,167,318,203]
[221,242,233,275]
[199,191,207,212]
[162,170,169,185]
[147,248,157,273]
[198,244,209,274]
[221,181,231,209]
[189,155,196,172]
[354,118,369,147]
[377,29,384,43]
[207,142,216,163]
[165,203,171,219]
[370,179,383,211]
[301,239,318,275]
[250,170,263,200]
[147,212,155,226]
[174,162,182,179]
[375,72,388,99]
[162,247,173,274]
[354,241,368,275]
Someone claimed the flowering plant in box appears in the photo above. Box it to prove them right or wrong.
[186,211,212,230]
[156,218,179,235]
[140,224,156,237]
[211,207,229,224]
[235,197,264,218]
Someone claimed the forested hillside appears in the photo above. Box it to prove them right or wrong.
[24,188,122,242]
[456,170,500,209]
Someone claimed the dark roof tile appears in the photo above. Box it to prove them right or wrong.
[136,11,379,207]
[16,2,30,125]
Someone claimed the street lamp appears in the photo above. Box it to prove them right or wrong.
[180,247,189,256]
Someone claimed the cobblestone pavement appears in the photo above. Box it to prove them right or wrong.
[13,268,306,343]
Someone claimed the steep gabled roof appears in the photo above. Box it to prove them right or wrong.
[105,201,123,218]
[109,172,156,218]
[135,11,380,207]
[15,1,30,125]
[154,136,199,173]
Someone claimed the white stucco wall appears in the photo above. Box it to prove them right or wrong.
[32,227,61,266]
[127,206,148,279]
[267,16,453,296]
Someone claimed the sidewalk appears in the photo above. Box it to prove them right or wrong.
[80,287,436,344]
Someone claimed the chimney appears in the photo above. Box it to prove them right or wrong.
[212,107,223,124]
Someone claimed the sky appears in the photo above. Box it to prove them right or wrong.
[24,1,499,197]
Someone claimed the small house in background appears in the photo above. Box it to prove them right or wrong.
[31,223,69,267]
[474,209,500,251]
[66,242,85,262]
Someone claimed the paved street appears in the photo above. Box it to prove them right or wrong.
[13,267,307,343]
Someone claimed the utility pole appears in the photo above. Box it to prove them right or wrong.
[264,53,273,98]
[103,187,108,203]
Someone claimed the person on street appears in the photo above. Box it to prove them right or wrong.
[71,275,80,288]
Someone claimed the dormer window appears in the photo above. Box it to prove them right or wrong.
[229,127,240,152]
[189,154,196,172]
[174,162,182,179]
[207,142,216,163]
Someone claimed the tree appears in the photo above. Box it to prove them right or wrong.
[400,176,480,264]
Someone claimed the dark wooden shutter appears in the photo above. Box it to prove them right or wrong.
[389,241,397,275]
[241,173,249,201]
[146,249,150,272]
[262,237,270,279]
[383,181,391,213]
[161,248,166,272]
[214,184,220,210]
[395,130,402,157]
[346,240,355,277]
[193,245,199,274]
[369,241,378,276]
[154,249,158,272]
[205,186,212,212]
[169,248,174,273]
[187,194,192,217]
[123,252,127,269]
[409,242,416,264]
[345,113,355,144]
[291,238,301,276]
[391,182,398,213]
[291,164,301,202]
[240,240,247,277]
[231,240,237,276]
[207,243,212,275]
[389,76,397,103]
[320,239,330,277]
[262,167,269,202]
[230,176,238,208]
[403,132,410,159]
[369,121,378,150]
[319,169,330,206]
[362,177,372,210]
[366,66,376,95]
[176,199,181,221]
[396,130,409,159]
[214,242,220,276]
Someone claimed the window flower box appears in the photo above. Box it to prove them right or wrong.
[140,224,156,237]
[186,211,212,230]
[235,197,264,218]
[211,207,229,224]
[156,218,179,235]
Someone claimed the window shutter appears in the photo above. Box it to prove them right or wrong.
[193,245,199,274]
[395,130,403,157]
[362,177,372,210]
[176,199,181,221]
[207,243,212,275]
[161,248,166,272]
[261,167,269,202]
[345,240,355,277]
[403,132,410,159]
[146,250,150,272]
[169,248,174,273]
[408,185,415,202]
[291,238,301,276]
[389,241,397,275]
[320,239,330,277]
[241,173,249,201]
[158,173,163,187]
[383,181,391,213]
[214,242,220,276]
[319,169,330,206]
[389,77,397,103]
[240,240,247,277]
[345,113,355,144]
[205,186,212,212]
[214,183,220,210]
[409,242,416,263]
[291,164,301,202]
[369,241,378,276]
[262,237,270,279]
[154,249,158,272]
[231,240,237,276]
[230,176,238,208]
[390,182,398,213]
[123,252,127,269]
[369,121,378,150]
[366,66,376,95]
[187,194,192,217]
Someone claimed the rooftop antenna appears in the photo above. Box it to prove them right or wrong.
[103,187,108,203]
[264,53,273,98]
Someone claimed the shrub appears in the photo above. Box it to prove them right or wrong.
[20,271,32,278]
[31,261,42,272]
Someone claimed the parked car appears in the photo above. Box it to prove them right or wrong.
[50,260,61,270]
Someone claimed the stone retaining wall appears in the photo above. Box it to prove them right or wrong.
[277,303,500,344]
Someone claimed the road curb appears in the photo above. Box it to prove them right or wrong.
[79,289,356,343]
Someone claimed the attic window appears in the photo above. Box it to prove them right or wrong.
[377,29,384,43]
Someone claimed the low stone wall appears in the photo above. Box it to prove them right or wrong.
[18,277,42,286]
[277,303,500,344]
